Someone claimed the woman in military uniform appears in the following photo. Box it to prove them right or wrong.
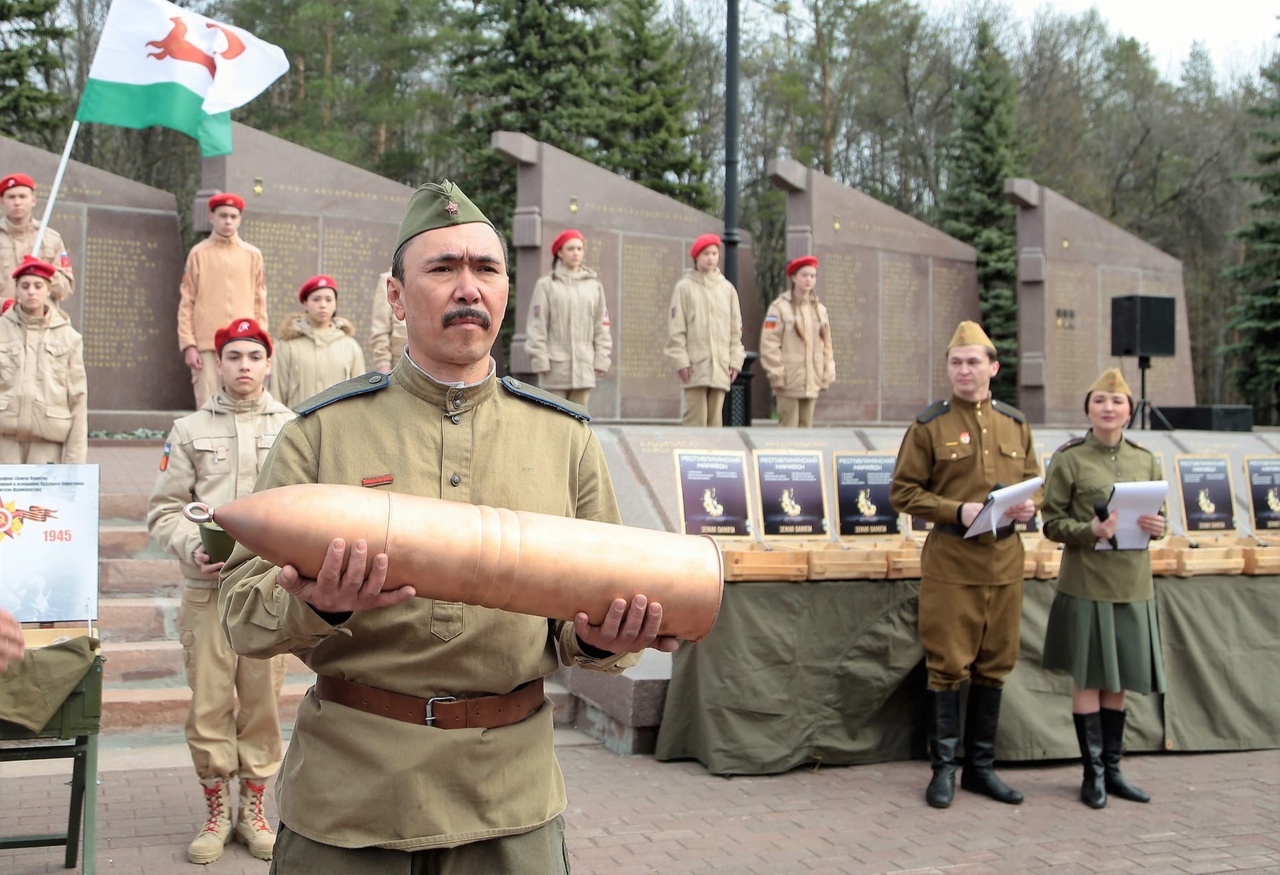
[1041,367,1166,809]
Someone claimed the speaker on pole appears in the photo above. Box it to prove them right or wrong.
[1110,295,1176,358]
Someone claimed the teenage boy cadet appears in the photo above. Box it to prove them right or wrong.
[664,233,745,427]
[147,318,294,864]
[890,320,1041,810]
[177,193,268,408]
[369,269,407,373]
[0,256,87,464]
[220,180,677,870]
[0,173,74,306]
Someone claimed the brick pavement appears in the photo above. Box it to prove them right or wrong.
[2,741,1278,874]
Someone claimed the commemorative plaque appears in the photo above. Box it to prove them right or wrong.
[1243,457,1280,534]
[752,451,828,539]
[832,453,899,537]
[673,450,752,538]
[1174,455,1236,534]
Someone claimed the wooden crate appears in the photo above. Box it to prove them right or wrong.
[1235,536,1280,575]
[885,539,923,580]
[1031,538,1063,580]
[805,541,889,580]
[1150,542,1179,577]
[721,542,810,582]
[1167,536,1245,577]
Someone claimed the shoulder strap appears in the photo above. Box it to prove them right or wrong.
[991,398,1027,423]
[499,376,590,422]
[915,399,950,424]
[295,371,390,416]
[1053,436,1086,454]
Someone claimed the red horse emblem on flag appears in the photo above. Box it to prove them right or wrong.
[146,17,246,78]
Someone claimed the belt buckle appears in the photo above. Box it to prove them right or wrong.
[425,696,457,726]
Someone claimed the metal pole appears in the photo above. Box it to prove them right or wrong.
[31,121,81,256]
[723,0,741,287]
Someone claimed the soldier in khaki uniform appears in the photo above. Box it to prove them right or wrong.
[273,274,366,408]
[524,228,612,407]
[664,233,746,427]
[220,180,678,872]
[890,321,1041,809]
[178,193,268,409]
[368,269,407,373]
[759,255,835,427]
[0,173,74,307]
[0,257,87,464]
[147,318,294,864]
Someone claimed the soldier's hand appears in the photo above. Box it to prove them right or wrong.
[277,538,416,613]
[1003,499,1036,523]
[193,547,224,576]
[184,346,202,370]
[729,367,740,382]
[677,367,691,384]
[574,595,680,655]
[1090,511,1119,540]
[1136,513,1165,537]
[959,502,985,527]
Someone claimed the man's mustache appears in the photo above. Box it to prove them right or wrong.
[442,308,491,330]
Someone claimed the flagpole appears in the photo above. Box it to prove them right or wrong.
[31,120,82,257]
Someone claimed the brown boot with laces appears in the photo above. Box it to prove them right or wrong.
[188,778,232,864]
[235,779,276,861]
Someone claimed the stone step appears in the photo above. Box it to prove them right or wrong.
[98,596,179,642]
[99,556,182,596]
[100,492,149,522]
[100,639,312,684]
[98,522,154,559]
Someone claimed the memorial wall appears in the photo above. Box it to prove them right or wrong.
[493,132,759,421]
[768,159,981,423]
[1006,179,1195,425]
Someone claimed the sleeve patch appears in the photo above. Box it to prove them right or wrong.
[159,441,171,471]
[763,314,780,330]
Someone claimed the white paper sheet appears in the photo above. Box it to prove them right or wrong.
[964,477,1044,538]
[1094,480,1169,551]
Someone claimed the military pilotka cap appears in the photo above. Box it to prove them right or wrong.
[946,320,997,355]
[395,180,495,253]
[1086,366,1134,410]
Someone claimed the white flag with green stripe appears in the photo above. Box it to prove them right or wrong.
[75,0,288,157]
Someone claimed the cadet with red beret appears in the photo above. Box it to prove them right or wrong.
[147,317,294,863]
[523,228,612,408]
[1,172,75,307]
[759,255,835,427]
[0,256,87,464]
[178,192,268,408]
[663,233,746,426]
[273,274,367,408]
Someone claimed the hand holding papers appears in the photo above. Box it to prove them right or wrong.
[964,477,1044,538]
[1094,481,1168,551]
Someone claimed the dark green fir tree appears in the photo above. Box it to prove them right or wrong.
[0,0,69,148]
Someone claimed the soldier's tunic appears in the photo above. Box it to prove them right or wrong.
[524,264,612,398]
[1040,431,1166,693]
[147,389,294,780]
[663,268,745,427]
[0,303,87,464]
[758,289,835,427]
[273,315,367,409]
[890,395,1041,689]
[0,218,73,304]
[219,358,639,850]
[368,271,407,373]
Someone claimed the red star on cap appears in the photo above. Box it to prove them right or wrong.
[445,201,460,216]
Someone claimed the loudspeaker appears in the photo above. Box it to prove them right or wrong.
[1111,296,1176,357]
[1151,405,1253,432]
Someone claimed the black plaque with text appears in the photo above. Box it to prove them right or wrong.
[753,451,828,539]
[1175,455,1235,533]
[833,453,900,537]
[1244,457,1280,534]
[674,451,751,538]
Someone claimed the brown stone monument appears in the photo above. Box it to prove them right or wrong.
[768,159,981,423]
[1006,179,1194,425]
[198,122,415,366]
[493,132,759,421]
[0,134,189,414]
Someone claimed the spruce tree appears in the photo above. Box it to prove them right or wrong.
[0,0,69,147]
[1223,60,1280,425]
[936,19,1021,405]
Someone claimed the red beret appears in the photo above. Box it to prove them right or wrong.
[0,173,35,194]
[690,233,721,260]
[551,229,583,257]
[11,255,56,282]
[786,255,818,276]
[214,318,272,357]
[208,192,246,213]
[298,274,338,303]
[1,299,12,315]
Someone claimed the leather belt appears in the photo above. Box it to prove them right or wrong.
[314,675,545,730]
[935,522,1017,540]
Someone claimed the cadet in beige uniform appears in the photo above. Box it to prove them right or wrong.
[178,193,268,409]
[368,270,407,373]
[0,173,74,306]
[220,181,678,872]
[0,257,87,464]
[273,274,366,408]
[759,255,835,427]
[147,318,294,864]
[664,233,745,427]
[524,228,612,407]
[890,321,1041,809]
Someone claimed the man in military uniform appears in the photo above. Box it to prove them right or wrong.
[1,173,74,307]
[147,318,294,864]
[178,193,268,408]
[890,321,1041,809]
[220,180,677,871]
[368,269,407,373]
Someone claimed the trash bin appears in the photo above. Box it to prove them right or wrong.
[722,351,758,427]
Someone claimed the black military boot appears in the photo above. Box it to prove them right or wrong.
[960,684,1024,804]
[1073,712,1106,809]
[926,689,961,809]
[1100,708,1150,802]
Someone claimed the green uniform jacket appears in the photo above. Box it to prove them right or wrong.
[219,360,638,850]
[1041,430,1163,602]
[890,395,1041,585]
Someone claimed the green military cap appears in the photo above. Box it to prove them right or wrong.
[946,320,997,355]
[1085,366,1135,411]
[395,180,495,253]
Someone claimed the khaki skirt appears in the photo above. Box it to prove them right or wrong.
[1041,590,1166,694]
